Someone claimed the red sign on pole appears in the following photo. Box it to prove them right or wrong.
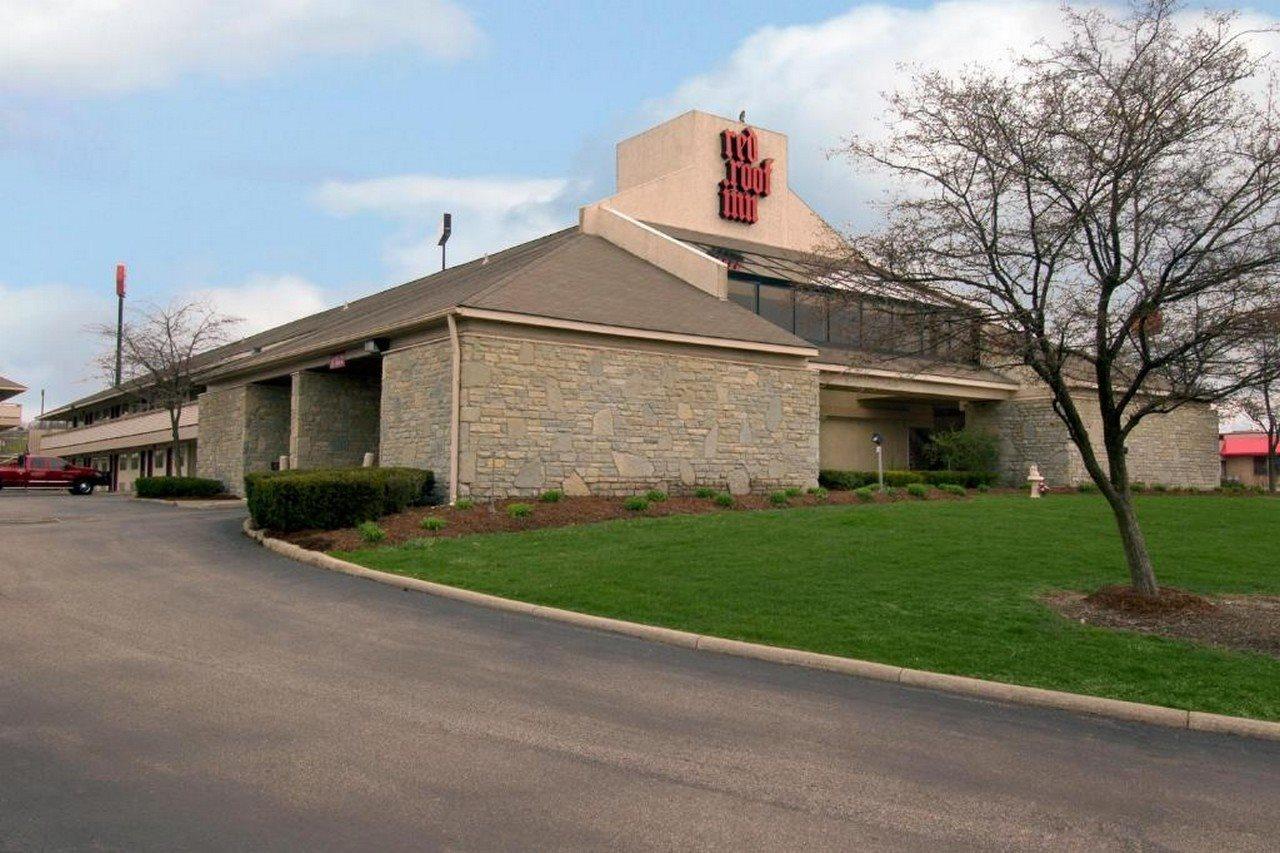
[115,263,127,298]
[718,127,773,225]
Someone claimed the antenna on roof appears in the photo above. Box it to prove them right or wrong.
[437,212,452,271]
[738,109,746,123]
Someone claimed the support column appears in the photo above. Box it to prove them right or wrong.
[290,368,382,470]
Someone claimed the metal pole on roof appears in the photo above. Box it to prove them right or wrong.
[438,213,452,271]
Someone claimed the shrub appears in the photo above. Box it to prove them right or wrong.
[1129,481,1148,493]
[419,516,447,531]
[507,502,534,518]
[645,489,668,503]
[820,469,925,490]
[713,492,735,507]
[807,486,829,500]
[1076,482,1099,493]
[784,487,803,498]
[922,428,999,474]
[919,470,998,488]
[976,483,991,493]
[906,483,930,499]
[938,483,966,496]
[539,489,564,503]
[769,491,789,506]
[135,476,225,499]
[454,498,474,510]
[694,487,717,499]
[357,521,386,544]
[244,467,434,532]
[853,486,877,502]
[623,496,649,511]
[1152,483,1169,492]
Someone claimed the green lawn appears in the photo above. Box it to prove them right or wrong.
[337,495,1280,720]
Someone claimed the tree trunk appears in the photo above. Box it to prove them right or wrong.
[1104,489,1160,596]
[1269,441,1277,494]
[170,409,183,478]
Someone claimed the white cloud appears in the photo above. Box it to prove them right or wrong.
[0,273,330,415]
[645,0,1280,233]
[315,174,577,279]
[0,0,481,94]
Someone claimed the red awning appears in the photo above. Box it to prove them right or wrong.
[1220,433,1276,457]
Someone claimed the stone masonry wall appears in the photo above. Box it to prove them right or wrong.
[290,370,382,470]
[968,395,1220,489]
[380,338,453,500]
[457,333,819,499]
[244,383,290,475]
[196,385,247,494]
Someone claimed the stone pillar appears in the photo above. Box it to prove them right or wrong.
[196,386,248,494]
[290,369,382,470]
[244,383,291,475]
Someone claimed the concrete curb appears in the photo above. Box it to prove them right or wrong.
[243,520,1280,742]
[136,497,246,509]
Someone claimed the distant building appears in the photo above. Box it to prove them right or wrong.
[0,375,23,430]
[1220,432,1279,488]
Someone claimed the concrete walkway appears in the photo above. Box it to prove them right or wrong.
[2,491,1277,850]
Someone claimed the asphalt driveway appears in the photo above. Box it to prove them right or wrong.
[1,491,1277,850]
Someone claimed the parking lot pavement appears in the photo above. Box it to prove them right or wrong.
[2,491,1278,850]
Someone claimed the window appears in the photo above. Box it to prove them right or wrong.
[727,278,757,313]
[757,283,794,332]
[794,292,828,343]
[828,299,861,347]
[1255,456,1278,476]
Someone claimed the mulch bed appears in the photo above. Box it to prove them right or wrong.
[275,488,968,552]
[1045,589,1280,659]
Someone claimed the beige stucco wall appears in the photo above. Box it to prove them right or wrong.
[379,337,453,500]
[604,110,838,256]
[455,328,819,499]
[967,395,1220,488]
[818,388,934,470]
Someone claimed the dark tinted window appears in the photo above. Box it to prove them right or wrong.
[758,284,794,332]
[794,292,827,343]
[727,278,756,313]
[828,299,861,347]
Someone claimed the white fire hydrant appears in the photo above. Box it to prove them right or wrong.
[1027,464,1045,498]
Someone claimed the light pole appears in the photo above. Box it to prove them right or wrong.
[114,263,126,387]
[438,212,452,271]
[871,432,884,490]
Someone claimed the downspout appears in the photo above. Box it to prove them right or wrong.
[447,312,461,504]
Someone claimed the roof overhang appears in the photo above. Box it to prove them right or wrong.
[814,361,1020,401]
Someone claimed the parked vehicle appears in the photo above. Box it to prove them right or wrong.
[0,454,111,495]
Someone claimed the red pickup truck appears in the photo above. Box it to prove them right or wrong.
[0,454,111,495]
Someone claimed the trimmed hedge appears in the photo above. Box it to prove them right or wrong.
[135,476,225,499]
[245,467,434,532]
[819,469,997,490]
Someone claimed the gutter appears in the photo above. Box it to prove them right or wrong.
[447,312,462,504]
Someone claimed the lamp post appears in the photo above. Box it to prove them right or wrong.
[438,212,452,271]
[871,432,884,490]
[114,263,126,387]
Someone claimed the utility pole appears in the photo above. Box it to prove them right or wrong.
[438,212,452,271]
[114,263,127,386]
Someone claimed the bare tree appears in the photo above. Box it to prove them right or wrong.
[838,1,1280,595]
[1235,318,1280,491]
[95,300,240,476]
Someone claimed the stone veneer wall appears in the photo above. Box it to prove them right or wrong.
[196,385,247,493]
[244,383,290,475]
[968,395,1220,488]
[456,333,819,499]
[379,338,453,500]
[290,370,382,469]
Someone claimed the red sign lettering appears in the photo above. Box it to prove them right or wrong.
[717,127,772,225]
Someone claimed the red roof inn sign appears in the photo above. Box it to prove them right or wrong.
[718,127,773,224]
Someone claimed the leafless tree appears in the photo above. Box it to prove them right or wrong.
[1234,317,1280,491]
[94,300,240,476]
[838,1,1280,595]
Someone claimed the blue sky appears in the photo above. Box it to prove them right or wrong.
[1,0,1275,412]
